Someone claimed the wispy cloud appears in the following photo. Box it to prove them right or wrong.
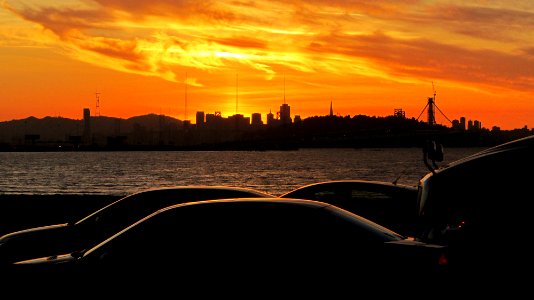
[308,31,534,90]
[407,4,534,43]
[3,0,534,92]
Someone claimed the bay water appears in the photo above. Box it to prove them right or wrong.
[0,147,483,196]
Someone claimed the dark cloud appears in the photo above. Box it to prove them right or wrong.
[77,37,144,63]
[435,5,534,26]
[285,0,421,15]
[5,3,148,71]
[308,32,534,90]
[521,47,534,57]
[402,5,534,41]
[92,0,235,22]
[5,0,533,90]
[5,5,110,36]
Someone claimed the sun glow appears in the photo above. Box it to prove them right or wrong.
[1,0,533,129]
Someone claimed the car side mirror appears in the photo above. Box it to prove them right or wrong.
[423,140,444,173]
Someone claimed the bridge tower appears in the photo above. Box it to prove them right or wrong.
[417,82,451,126]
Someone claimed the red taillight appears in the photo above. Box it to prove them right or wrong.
[438,253,448,266]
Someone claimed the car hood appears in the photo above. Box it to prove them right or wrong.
[0,223,69,243]
[385,238,445,249]
[383,239,448,271]
[14,253,76,265]
[0,223,78,264]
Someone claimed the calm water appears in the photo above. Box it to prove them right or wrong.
[0,148,483,196]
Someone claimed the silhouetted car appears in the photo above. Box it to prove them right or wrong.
[0,186,273,265]
[11,198,447,290]
[280,180,418,236]
[416,135,534,276]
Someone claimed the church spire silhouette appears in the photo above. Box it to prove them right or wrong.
[329,101,333,117]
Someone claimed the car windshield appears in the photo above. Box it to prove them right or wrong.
[321,205,405,241]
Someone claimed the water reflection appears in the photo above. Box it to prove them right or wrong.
[0,148,482,196]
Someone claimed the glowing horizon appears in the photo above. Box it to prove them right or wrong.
[1,0,533,129]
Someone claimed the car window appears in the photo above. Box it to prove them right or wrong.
[351,190,392,200]
[282,183,415,203]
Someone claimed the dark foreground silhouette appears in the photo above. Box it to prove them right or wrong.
[5,198,449,295]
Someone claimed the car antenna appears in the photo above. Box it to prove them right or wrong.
[392,174,401,185]
[392,168,408,185]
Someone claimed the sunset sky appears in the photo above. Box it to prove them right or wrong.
[1,0,533,129]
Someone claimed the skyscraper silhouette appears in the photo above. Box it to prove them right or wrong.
[82,108,91,145]
[280,103,291,125]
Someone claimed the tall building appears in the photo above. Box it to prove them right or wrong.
[205,111,223,129]
[82,108,91,145]
[293,115,302,125]
[228,114,250,130]
[196,111,205,127]
[280,103,291,125]
[251,113,263,126]
[267,110,275,126]
[460,117,466,131]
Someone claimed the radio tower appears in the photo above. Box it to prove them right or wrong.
[184,72,188,121]
[283,74,286,104]
[95,91,101,117]
[235,73,237,115]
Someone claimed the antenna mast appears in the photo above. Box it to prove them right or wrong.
[184,72,187,120]
[235,73,237,115]
[432,81,436,103]
[283,75,286,104]
[95,91,101,117]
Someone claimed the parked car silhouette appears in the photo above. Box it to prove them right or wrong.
[0,186,273,265]
[11,198,448,291]
[416,135,534,276]
[280,180,418,236]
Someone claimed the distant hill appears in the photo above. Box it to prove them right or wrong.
[124,114,183,132]
[0,114,183,144]
[0,116,82,143]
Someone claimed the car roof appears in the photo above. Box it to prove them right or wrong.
[156,197,329,213]
[434,134,534,174]
[417,135,534,216]
[125,185,273,197]
[84,197,405,257]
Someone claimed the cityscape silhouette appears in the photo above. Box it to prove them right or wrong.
[0,99,531,151]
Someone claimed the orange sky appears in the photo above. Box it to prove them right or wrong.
[1,0,533,129]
